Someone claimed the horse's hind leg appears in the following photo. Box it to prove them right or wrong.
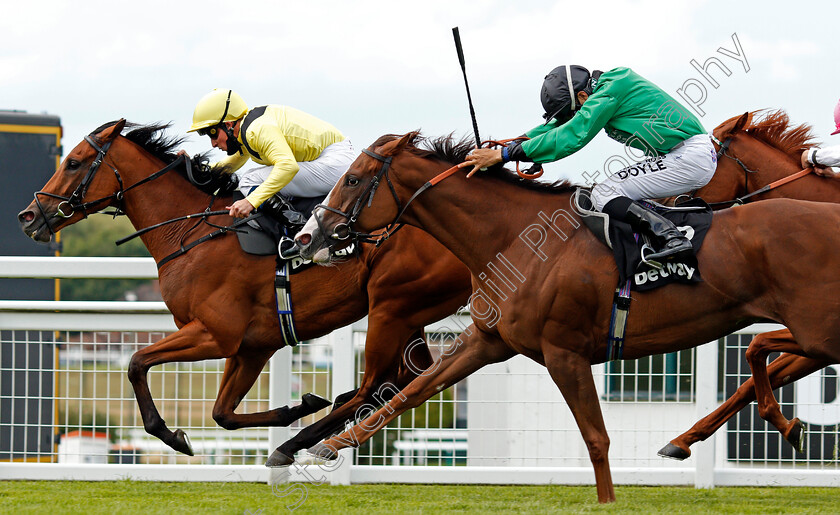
[127,319,235,455]
[660,349,827,460]
[211,349,331,430]
[745,329,812,453]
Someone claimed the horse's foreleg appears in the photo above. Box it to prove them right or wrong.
[544,346,615,504]
[267,325,514,467]
[745,329,811,453]
[211,351,331,430]
[127,319,233,455]
[661,348,827,460]
[273,325,427,465]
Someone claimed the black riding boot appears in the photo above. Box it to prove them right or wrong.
[261,195,306,259]
[623,201,693,265]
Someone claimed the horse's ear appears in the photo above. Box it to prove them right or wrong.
[733,112,752,133]
[380,131,420,157]
[97,119,127,142]
[715,112,752,140]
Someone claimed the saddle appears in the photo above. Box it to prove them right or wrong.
[234,191,324,257]
[573,188,712,292]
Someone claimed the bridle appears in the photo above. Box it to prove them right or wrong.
[677,133,813,209]
[712,133,758,199]
[33,133,186,238]
[313,148,463,248]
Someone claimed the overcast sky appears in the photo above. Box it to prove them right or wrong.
[2,0,837,183]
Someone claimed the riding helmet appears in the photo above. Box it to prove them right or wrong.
[540,65,599,124]
[188,89,248,133]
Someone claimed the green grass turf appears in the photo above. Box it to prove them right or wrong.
[1,481,838,514]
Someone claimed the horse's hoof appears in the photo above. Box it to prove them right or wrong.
[308,442,338,461]
[302,392,332,413]
[657,442,691,461]
[266,449,295,467]
[786,418,806,454]
[171,429,194,456]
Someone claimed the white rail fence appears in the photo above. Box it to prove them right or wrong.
[2,256,840,487]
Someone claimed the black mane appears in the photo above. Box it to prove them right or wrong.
[91,120,236,195]
[372,132,576,193]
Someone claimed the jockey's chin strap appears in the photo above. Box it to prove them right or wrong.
[313,148,464,248]
[33,134,186,238]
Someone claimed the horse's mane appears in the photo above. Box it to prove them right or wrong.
[744,109,819,156]
[92,120,236,195]
[373,132,576,194]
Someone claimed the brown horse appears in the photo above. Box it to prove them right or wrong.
[659,110,840,460]
[16,120,472,458]
[294,131,840,503]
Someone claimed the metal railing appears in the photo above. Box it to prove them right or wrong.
[2,256,839,488]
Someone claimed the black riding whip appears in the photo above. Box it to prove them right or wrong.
[452,27,481,148]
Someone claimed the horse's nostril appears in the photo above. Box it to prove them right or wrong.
[297,233,312,246]
[19,211,35,223]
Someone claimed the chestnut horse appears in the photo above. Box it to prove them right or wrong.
[294,132,840,503]
[16,120,471,457]
[659,110,840,460]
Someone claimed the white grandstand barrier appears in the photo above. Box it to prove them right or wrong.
[3,256,840,488]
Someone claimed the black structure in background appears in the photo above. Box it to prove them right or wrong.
[0,110,62,300]
[0,110,61,462]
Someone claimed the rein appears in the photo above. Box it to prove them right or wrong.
[35,132,248,267]
[481,138,544,179]
[33,136,187,237]
[314,148,463,247]
[691,134,815,209]
[313,137,543,248]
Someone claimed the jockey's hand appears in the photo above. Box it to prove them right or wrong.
[802,150,838,177]
[814,165,837,178]
[177,149,190,158]
[226,198,255,218]
[460,148,503,177]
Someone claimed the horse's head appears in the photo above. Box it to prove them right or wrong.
[692,110,818,203]
[297,132,429,263]
[18,119,128,242]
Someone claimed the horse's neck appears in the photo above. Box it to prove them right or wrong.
[120,167,228,260]
[405,173,578,273]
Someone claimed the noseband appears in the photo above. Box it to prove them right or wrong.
[33,134,185,237]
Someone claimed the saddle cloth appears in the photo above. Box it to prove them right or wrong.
[573,188,713,292]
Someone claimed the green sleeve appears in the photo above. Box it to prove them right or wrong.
[520,92,618,163]
[525,119,560,139]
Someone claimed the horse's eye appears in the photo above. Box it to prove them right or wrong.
[346,175,360,187]
[66,159,81,171]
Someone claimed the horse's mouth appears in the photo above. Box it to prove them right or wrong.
[18,211,53,243]
[298,230,336,264]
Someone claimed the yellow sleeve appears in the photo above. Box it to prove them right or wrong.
[244,124,300,208]
[210,153,249,174]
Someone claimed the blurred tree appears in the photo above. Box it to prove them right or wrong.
[58,215,156,301]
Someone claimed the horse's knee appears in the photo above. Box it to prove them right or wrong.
[584,434,611,464]
[745,343,765,364]
[212,410,241,431]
